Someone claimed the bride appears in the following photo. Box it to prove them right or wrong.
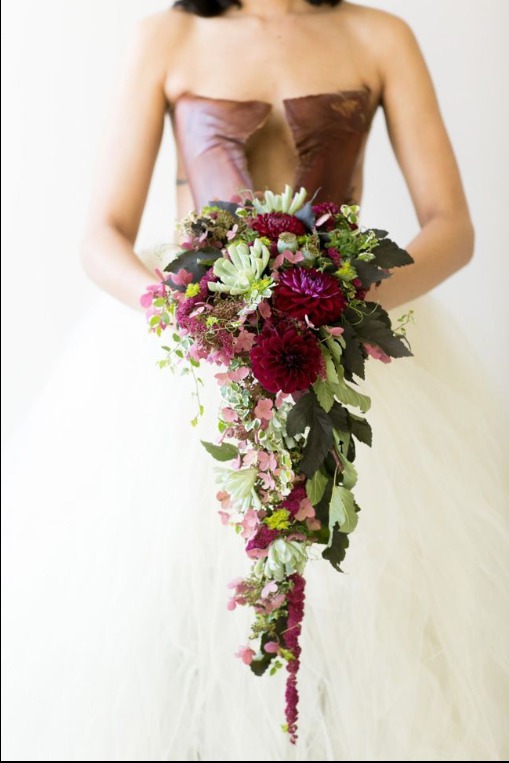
[3,1,508,760]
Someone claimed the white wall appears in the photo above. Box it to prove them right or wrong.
[2,0,508,440]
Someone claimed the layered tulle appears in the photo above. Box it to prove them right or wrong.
[2,253,509,761]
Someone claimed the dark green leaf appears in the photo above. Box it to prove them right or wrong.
[369,228,388,239]
[348,412,373,447]
[322,526,350,572]
[314,477,334,528]
[207,200,240,215]
[164,247,222,289]
[295,201,316,231]
[328,402,349,432]
[250,655,272,677]
[371,237,414,269]
[201,440,239,462]
[286,392,315,436]
[352,260,392,288]
[339,322,366,381]
[287,392,334,477]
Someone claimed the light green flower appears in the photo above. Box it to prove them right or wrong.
[265,510,291,531]
[208,239,270,296]
[254,538,309,582]
[216,467,261,511]
[252,185,307,215]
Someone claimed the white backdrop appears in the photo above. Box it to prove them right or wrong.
[2,0,508,441]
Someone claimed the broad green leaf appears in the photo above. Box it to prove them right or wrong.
[328,485,358,543]
[340,454,358,490]
[201,440,239,462]
[306,470,329,506]
[313,378,335,412]
[335,364,371,413]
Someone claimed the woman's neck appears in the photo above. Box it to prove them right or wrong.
[238,1,325,19]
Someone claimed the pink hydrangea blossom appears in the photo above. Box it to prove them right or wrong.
[216,491,232,510]
[254,398,274,421]
[240,510,260,540]
[363,342,392,364]
[294,496,315,522]
[234,330,256,353]
[273,250,305,269]
[235,646,256,665]
[221,407,238,423]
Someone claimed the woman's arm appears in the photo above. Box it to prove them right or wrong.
[81,14,179,310]
[366,14,475,311]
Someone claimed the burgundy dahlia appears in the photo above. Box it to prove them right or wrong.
[250,213,306,240]
[273,267,347,326]
[250,321,323,394]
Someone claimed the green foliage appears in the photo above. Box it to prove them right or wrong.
[200,440,239,462]
[322,526,350,572]
[370,232,415,269]
[306,469,329,506]
[164,246,223,286]
[286,392,334,477]
[328,485,358,539]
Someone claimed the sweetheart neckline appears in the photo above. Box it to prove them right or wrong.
[171,86,373,112]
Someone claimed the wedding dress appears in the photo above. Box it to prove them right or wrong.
[2,90,509,762]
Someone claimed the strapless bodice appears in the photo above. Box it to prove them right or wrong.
[169,88,378,209]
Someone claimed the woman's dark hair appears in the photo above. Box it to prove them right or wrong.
[174,0,342,18]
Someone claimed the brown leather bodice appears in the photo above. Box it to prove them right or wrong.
[170,88,377,208]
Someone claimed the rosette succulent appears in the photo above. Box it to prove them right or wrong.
[254,538,309,582]
[208,239,270,296]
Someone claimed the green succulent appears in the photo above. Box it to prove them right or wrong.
[208,239,271,296]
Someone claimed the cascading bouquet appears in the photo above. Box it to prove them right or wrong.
[141,186,414,743]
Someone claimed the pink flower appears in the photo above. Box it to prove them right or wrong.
[264,641,280,654]
[235,646,256,665]
[216,491,232,510]
[295,496,315,522]
[169,268,194,288]
[273,250,305,269]
[306,517,321,532]
[258,472,276,490]
[325,326,345,337]
[258,300,272,320]
[363,342,392,364]
[221,407,238,422]
[254,398,274,421]
[261,581,278,599]
[218,510,230,526]
[242,450,258,467]
[258,451,277,472]
[240,509,260,540]
[234,330,256,353]
[227,598,237,611]
[275,391,289,409]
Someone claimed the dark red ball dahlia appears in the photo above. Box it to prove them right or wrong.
[250,321,323,394]
[273,267,347,326]
[251,213,306,240]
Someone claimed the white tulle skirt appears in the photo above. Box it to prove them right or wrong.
[2,265,509,761]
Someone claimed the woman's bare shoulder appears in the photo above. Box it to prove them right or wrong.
[342,2,416,42]
[127,6,195,60]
